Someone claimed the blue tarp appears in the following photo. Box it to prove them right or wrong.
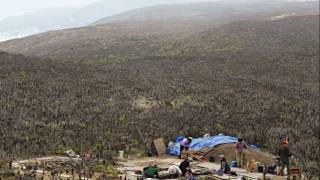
[168,135,238,156]
[249,144,258,149]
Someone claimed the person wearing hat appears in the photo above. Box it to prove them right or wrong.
[179,137,192,159]
[167,165,182,178]
[235,137,246,167]
[218,155,231,175]
[278,140,291,177]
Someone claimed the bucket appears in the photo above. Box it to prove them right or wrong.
[247,160,255,172]
[258,166,264,173]
[290,168,300,177]
[231,161,237,167]
[119,150,124,159]
[217,169,224,176]
[209,156,215,162]
[254,162,261,172]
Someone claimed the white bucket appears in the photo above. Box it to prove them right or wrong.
[119,150,124,159]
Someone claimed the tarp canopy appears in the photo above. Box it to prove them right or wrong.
[168,135,238,156]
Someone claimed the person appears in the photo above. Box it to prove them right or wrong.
[235,137,246,167]
[143,165,159,178]
[278,140,291,177]
[168,165,182,178]
[180,137,192,159]
[218,155,231,175]
[179,159,191,176]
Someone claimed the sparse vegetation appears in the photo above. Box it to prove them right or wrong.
[0,11,318,179]
[171,96,203,110]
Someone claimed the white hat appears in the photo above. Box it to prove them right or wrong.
[168,165,180,175]
[219,154,225,158]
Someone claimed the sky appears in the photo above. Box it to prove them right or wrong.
[0,0,99,20]
[0,0,316,20]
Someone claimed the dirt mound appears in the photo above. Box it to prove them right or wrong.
[201,144,275,166]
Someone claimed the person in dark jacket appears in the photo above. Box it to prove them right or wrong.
[218,155,231,175]
[278,141,291,177]
[179,159,191,176]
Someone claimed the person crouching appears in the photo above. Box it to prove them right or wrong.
[218,155,231,176]
[180,137,192,159]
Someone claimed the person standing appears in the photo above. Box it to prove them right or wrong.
[180,137,192,159]
[235,137,246,167]
[278,140,291,178]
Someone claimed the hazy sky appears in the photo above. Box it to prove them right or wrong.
[0,0,99,20]
[0,0,222,20]
[0,0,315,20]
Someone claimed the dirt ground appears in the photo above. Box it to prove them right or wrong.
[118,156,287,180]
[5,155,287,180]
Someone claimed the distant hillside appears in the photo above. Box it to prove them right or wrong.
[92,0,318,25]
[0,0,318,59]
[0,22,174,60]
[0,14,318,63]
[181,15,319,56]
[0,0,224,42]
[0,0,318,42]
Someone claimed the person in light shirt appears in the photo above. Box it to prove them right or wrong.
[179,137,192,159]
